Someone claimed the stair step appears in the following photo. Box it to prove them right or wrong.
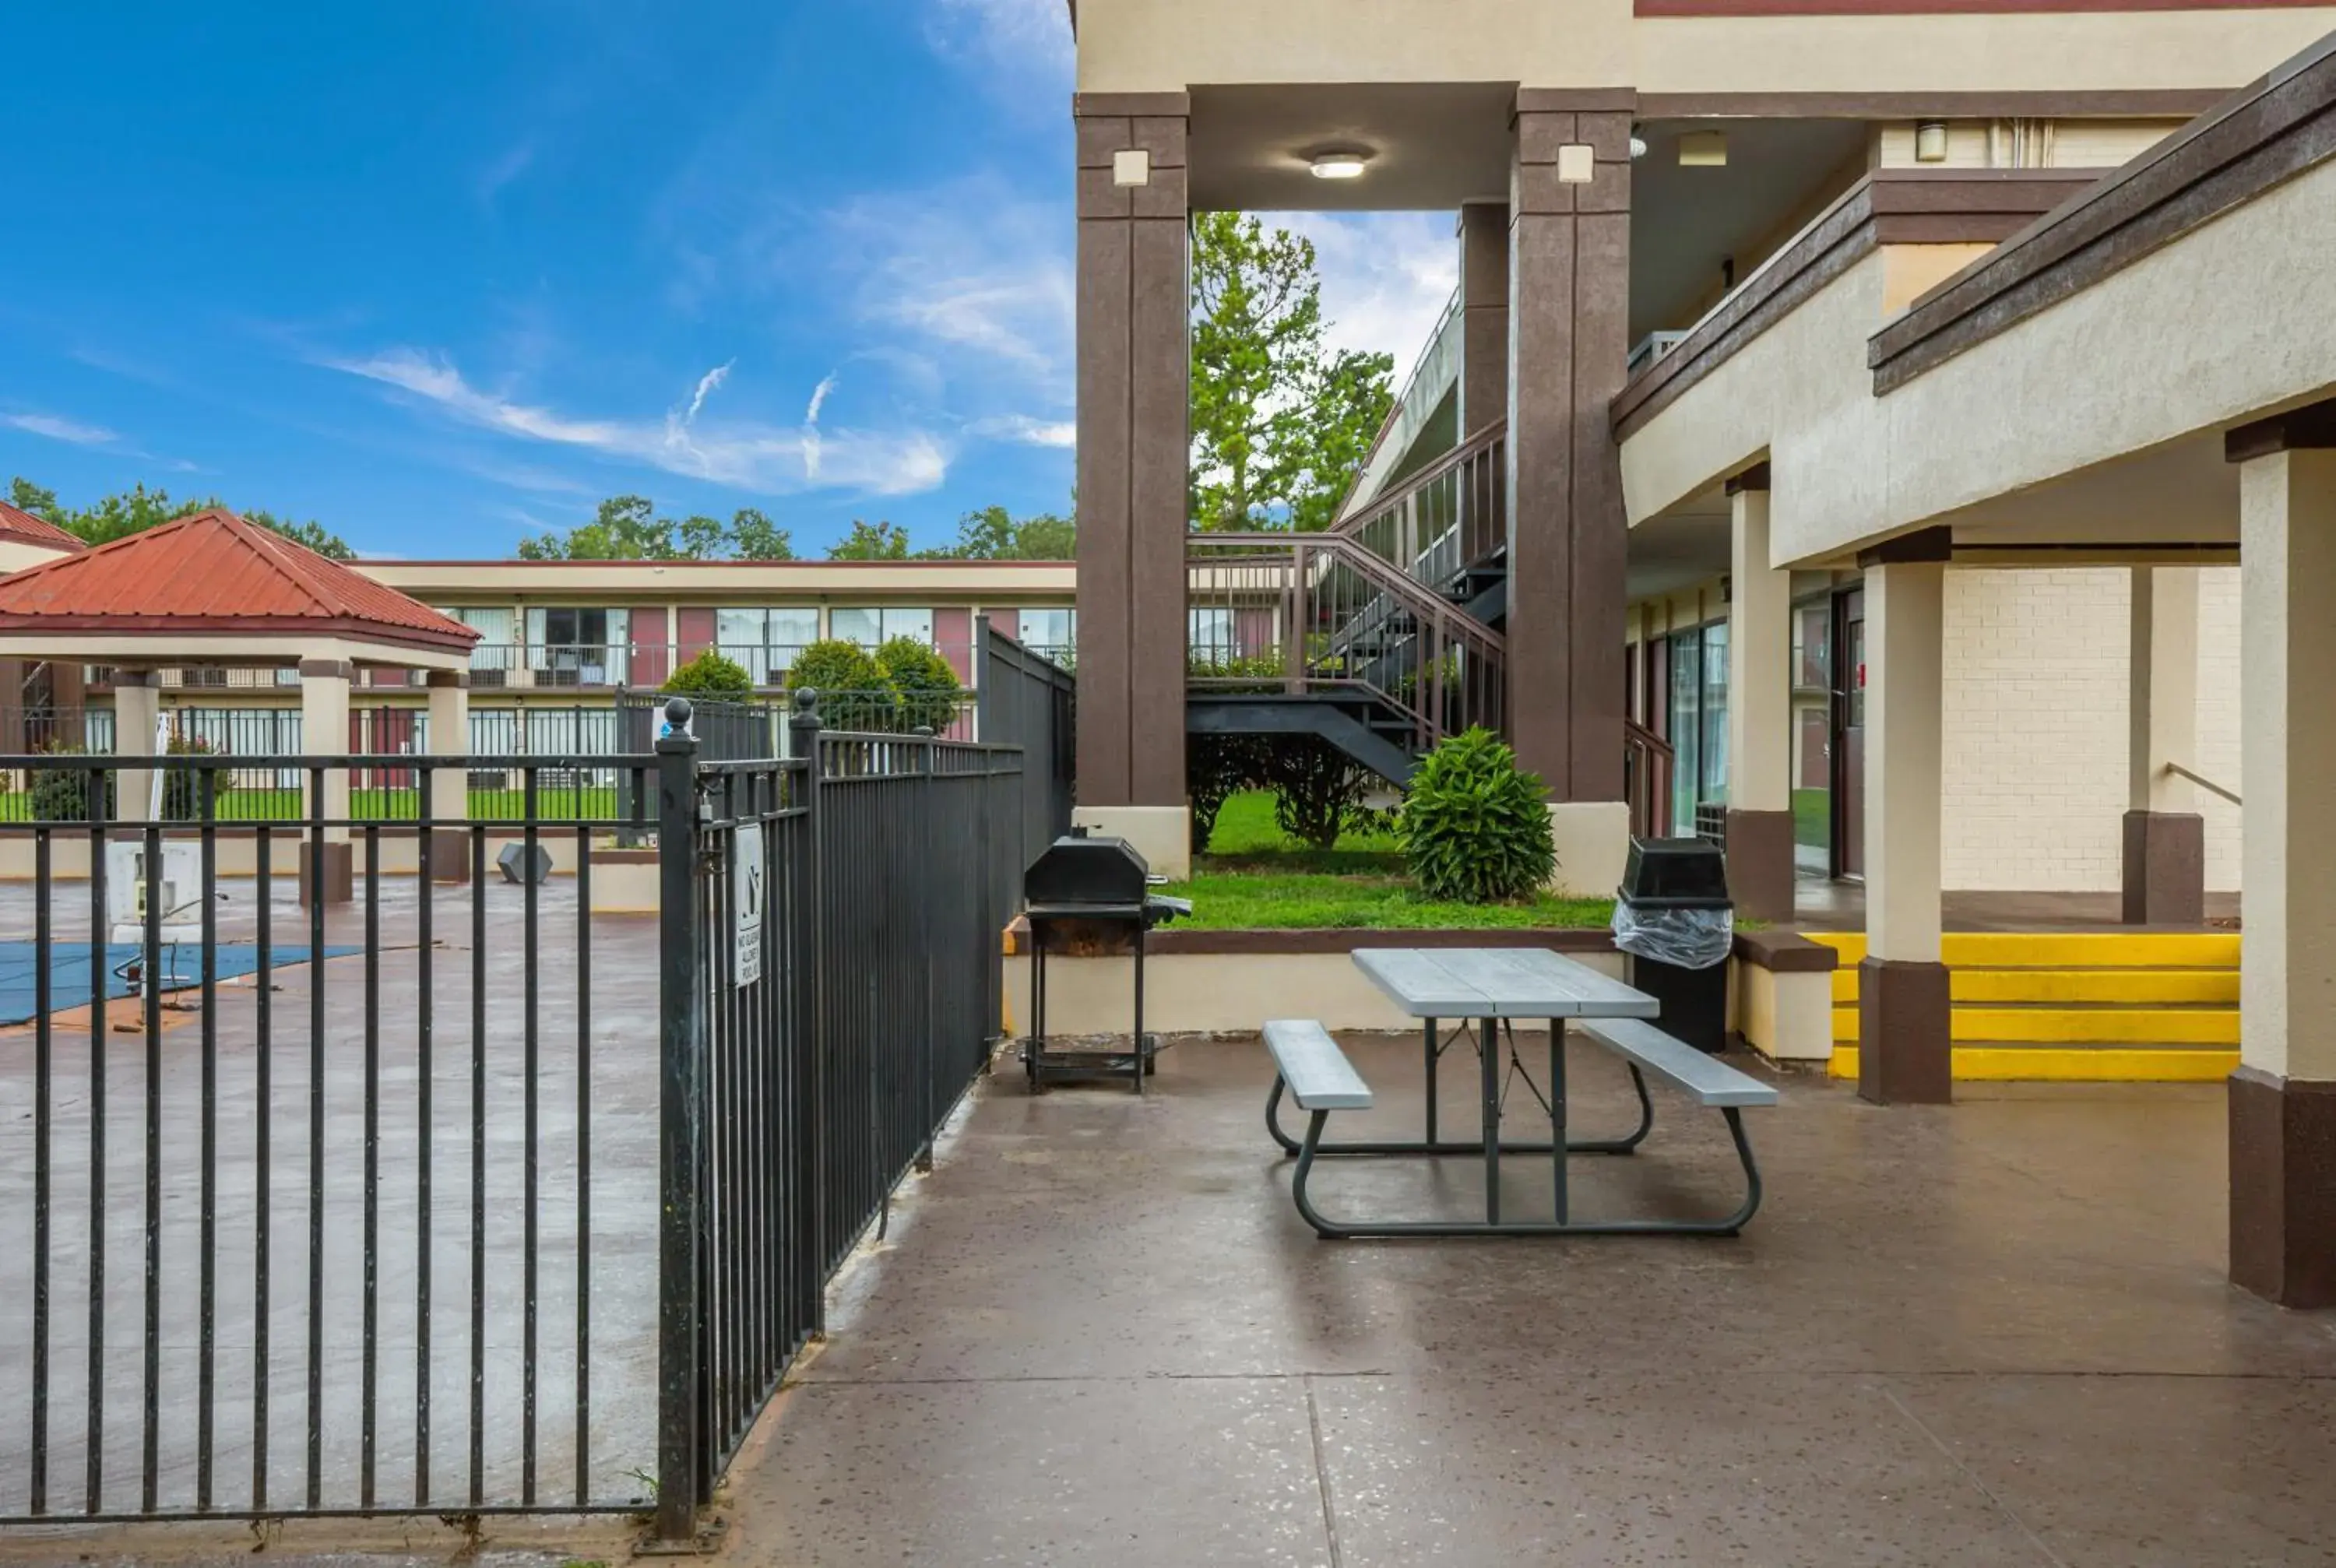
[1827,1043,2239,1082]
[1807,931,2239,969]
[1828,967,2240,1006]
[1831,1004,2239,1046]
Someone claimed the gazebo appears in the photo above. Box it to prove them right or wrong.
[0,508,480,901]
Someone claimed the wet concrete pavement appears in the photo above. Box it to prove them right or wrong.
[725,1035,2336,1567]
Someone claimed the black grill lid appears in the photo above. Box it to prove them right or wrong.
[1024,832,1151,909]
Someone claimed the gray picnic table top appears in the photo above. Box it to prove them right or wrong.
[1352,946,1660,1020]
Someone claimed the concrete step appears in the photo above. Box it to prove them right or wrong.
[1828,966,2241,1006]
[1808,931,2239,970]
[1831,1003,2240,1046]
[1828,1042,2239,1082]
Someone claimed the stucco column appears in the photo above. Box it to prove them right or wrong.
[425,670,470,883]
[2122,566,2205,924]
[1857,534,1951,1106]
[112,673,160,823]
[298,658,353,905]
[1458,201,1509,438]
[1508,90,1634,897]
[1070,91,1191,878]
[2226,410,2336,1307]
[1724,469,1794,923]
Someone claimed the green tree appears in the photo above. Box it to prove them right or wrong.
[9,478,356,558]
[921,504,1075,561]
[8,478,58,517]
[1188,213,1395,533]
[661,649,755,701]
[874,635,965,732]
[516,496,797,561]
[826,519,912,561]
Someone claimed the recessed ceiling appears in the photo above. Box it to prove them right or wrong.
[1188,83,1516,212]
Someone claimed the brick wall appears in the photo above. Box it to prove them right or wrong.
[1939,565,2243,893]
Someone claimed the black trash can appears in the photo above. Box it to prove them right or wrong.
[1611,838,1734,1053]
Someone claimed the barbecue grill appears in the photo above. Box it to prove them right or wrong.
[1021,829,1191,1094]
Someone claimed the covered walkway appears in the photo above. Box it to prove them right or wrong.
[722,1039,2334,1566]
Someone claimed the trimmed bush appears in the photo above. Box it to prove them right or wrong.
[30,744,114,823]
[162,735,216,821]
[1398,728,1556,902]
[874,636,964,733]
[783,639,896,731]
[661,649,755,701]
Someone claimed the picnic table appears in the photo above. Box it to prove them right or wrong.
[1261,946,1775,1238]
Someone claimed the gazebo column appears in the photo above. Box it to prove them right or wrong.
[299,658,353,905]
[426,670,470,882]
[113,672,161,822]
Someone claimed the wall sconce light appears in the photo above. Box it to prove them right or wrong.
[1310,150,1370,180]
[1914,121,1949,163]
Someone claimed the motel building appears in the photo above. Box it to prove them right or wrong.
[0,1,2330,1310]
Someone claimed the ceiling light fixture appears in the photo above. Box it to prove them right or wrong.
[1309,150,1370,180]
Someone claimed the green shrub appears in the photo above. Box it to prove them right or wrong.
[1258,735,1370,851]
[1187,733,1266,852]
[29,744,114,823]
[162,735,216,821]
[783,639,896,731]
[874,636,964,733]
[1398,728,1555,902]
[661,649,754,701]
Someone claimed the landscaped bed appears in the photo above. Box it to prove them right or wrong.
[1164,791,1615,930]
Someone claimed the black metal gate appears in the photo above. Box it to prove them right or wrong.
[976,617,1074,874]
[651,695,1022,1540]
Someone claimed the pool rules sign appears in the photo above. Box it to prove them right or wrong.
[733,827,765,987]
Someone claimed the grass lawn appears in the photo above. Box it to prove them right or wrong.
[1792,787,1829,846]
[0,785,627,824]
[1166,790,1616,930]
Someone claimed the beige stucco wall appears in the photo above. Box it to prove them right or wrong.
[1074,1,2336,96]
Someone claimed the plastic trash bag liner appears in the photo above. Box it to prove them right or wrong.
[1610,902,1733,970]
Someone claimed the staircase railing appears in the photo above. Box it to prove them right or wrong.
[1187,531,1507,757]
[1329,421,1507,591]
[1624,719,1675,839]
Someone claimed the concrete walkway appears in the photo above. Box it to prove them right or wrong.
[724,1035,2335,1567]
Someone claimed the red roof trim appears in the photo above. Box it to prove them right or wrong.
[0,501,87,551]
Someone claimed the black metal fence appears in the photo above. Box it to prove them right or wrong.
[652,698,1022,1540]
[0,698,1029,1538]
[975,617,1074,874]
[0,751,654,1523]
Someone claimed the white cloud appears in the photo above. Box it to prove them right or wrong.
[1272,212,1460,385]
[969,413,1076,448]
[475,139,538,209]
[4,411,121,446]
[330,348,950,497]
[925,0,1073,82]
[827,182,1075,381]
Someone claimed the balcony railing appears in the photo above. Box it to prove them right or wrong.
[1329,422,1507,595]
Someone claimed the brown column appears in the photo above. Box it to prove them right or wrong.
[1458,202,1509,438]
[1074,93,1189,810]
[1507,91,1632,803]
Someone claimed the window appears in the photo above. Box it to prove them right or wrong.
[1018,607,1074,656]
[1666,620,1731,829]
[832,606,933,647]
[524,607,629,685]
[715,607,820,684]
[1189,606,1235,663]
[441,606,515,675]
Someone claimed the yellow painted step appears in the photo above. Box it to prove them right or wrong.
[1832,1004,2239,1046]
[1830,967,2239,1006]
[1806,932,2239,971]
[1828,1045,2238,1082]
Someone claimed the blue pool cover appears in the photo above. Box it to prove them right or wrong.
[0,941,359,1025]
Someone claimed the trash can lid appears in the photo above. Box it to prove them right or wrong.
[1617,836,1733,909]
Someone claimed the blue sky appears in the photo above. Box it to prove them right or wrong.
[0,2,1455,558]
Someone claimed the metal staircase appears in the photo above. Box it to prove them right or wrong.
[1185,529,1505,785]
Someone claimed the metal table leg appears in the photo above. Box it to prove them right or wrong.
[1550,1018,1569,1224]
[1479,1014,1499,1224]
[1423,1015,1437,1144]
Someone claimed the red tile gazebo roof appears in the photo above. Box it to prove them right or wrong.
[0,501,88,553]
[0,508,479,655]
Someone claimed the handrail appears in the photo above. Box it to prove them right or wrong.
[2165,761,2241,807]
[1333,283,1465,522]
[1330,420,1504,538]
